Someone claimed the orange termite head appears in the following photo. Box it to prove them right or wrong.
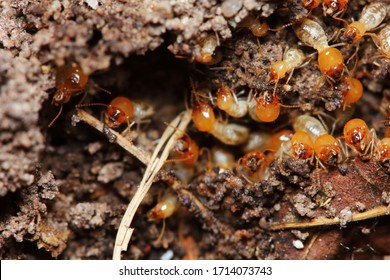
[191,101,216,132]
[171,135,199,165]
[104,96,134,128]
[269,61,287,81]
[343,21,366,44]
[314,134,341,165]
[52,88,72,106]
[290,131,315,160]
[239,15,269,37]
[194,52,213,64]
[302,0,321,10]
[343,118,370,154]
[318,47,344,78]
[377,138,390,162]
[193,34,219,65]
[147,193,178,220]
[53,63,89,106]
[323,0,348,16]
[341,76,363,109]
[255,91,281,122]
[216,84,234,111]
[250,22,270,37]
[239,151,266,173]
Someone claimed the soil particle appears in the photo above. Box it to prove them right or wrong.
[292,193,317,219]
[37,219,70,258]
[382,192,390,204]
[292,239,304,250]
[97,162,124,184]
[69,202,109,230]
[338,207,353,228]
[291,230,309,241]
[37,171,58,200]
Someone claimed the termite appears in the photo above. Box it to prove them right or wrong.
[255,91,281,122]
[238,150,273,181]
[343,118,376,156]
[193,34,221,65]
[268,47,306,95]
[247,90,310,123]
[376,138,390,162]
[238,14,270,37]
[248,91,277,123]
[322,0,349,18]
[192,100,249,145]
[294,18,345,78]
[48,63,89,127]
[269,47,306,83]
[313,132,345,189]
[238,151,266,173]
[216,84,248,118]
[148,191,179,220]
[291,115,342,165]
[374,25,390,59]
[340,76,363,110]
[294,114,345,165]
[292,114,328,141]
[77,96,154,142]
[105,97,153,129]
[291,131,343,187]
[290,131,315,160]
[169,134,199,165]
[302,0,321,10]
[343,2,387,44]
[313,133,342,166]
[148,190,179,245]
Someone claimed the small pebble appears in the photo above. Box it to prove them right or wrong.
[293,240,304,250]
[160,249,174,260]
[222,0,242,18]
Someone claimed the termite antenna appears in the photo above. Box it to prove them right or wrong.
[76,103,109,109]
[154,219,166,246]
[48,105,63,128]
[269,21,298,32]
[175,55,188,60]
[94,85,112,95]
[279,103,311,110]
[163,121,189,139]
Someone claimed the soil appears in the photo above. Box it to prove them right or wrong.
[0,0,389,260]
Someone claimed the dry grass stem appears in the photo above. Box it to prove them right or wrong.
[76,109,151,165]
[269,205,390,230]
[112,110,192,260]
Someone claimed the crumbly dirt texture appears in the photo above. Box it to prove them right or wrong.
[1,0,390,259]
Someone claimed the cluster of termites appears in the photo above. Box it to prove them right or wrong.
[178,1,390,184]
[48,1,390,224]
[49,62,154,143]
